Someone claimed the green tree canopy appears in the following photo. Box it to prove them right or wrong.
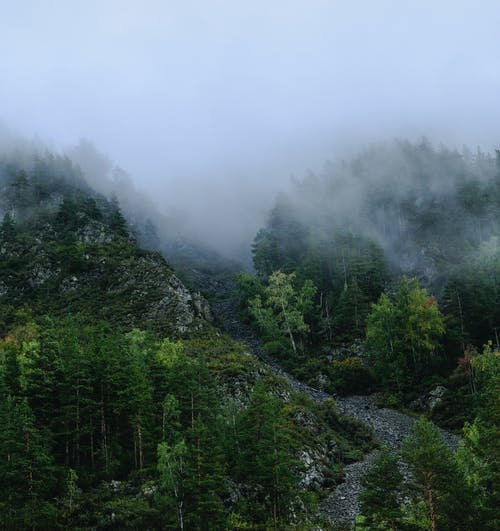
[250,270,316,356]
[365,277,445,389]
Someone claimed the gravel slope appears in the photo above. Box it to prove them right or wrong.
[211,291,459,525]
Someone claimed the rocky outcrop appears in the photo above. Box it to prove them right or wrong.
[138,266,212,334]
[0,217,212,337]
[410,385,448,412]
[76,219,114,244]
[0,280,8,297]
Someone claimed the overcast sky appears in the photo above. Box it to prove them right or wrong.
[1,1,500,254]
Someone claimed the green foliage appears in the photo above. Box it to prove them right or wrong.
[442,237,500,357]
[359,447,403,530]
[402,417,474,530]
[235,271,265,322]
[454,343,500,528]
[0,213,17,242]
[109,197,129,238]
[97,497,159,529]
[332,279,368,343]
[0,153,206,339]
[249,270,316,357]
[252,193,309,278]
[328,357,375,396]
[156,440,188,529]
[0,396,58,529]
[365,277,445,390]
[231,380,305,527]
[3,143,500,529]
[253,227,390,344]
[246,140,500,413]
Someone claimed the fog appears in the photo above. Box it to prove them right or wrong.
[1,1,500,261]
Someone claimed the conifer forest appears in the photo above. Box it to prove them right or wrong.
[1,2,499,530]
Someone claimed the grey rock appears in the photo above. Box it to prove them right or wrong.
[28,263,55,287]
[76,220,113,244]
[410,385,448,412]
[0,280,8,297]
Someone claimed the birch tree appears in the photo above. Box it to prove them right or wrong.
[250,270,316,355]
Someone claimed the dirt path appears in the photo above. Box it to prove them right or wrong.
[210,286,459,525]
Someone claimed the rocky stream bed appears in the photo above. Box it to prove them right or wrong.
[210,290,460,526]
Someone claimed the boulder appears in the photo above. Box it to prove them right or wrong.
[410,385,448,412]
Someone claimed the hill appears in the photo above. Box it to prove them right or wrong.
[0,149,375,529]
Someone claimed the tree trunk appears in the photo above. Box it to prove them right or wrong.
[138,419,144,469]
[426,477,437,531]
[272,421,279,528]
[100,383,108,472]
[342,251,348,290]
[76,378,80,467]
[90,416,95,469]
[324,297,333,342]
[190,393,195,429]
[178,500,184,531]
[456,290,465,354]
[280,299,297,354]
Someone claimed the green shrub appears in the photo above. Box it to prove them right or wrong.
[327,357,374,395]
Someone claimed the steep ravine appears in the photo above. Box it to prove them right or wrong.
[210,285,460,525]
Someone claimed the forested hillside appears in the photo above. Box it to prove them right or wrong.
[0,154,211,338]
[1,141,499,529]
[236,140,500,528]
[0,150,377,529]
[239,140,499,382]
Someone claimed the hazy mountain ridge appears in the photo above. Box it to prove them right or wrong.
[0,151,211,337]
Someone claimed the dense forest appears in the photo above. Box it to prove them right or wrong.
[236,140,500,528]
[0,140,499,529]
[239,141,499,382]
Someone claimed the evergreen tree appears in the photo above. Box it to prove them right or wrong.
[333,278,367,343]
[108,197,129,238]
[0,396,58,529]
[456,343,500,528]
[234,381,303,527]
[402,417,473,531]
[123,330,155,471]
[359,447,403,531]
[0,213,17,242]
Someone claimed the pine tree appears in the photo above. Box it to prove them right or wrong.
[234,381,302,527]
[123,329,154,470]
[0,396,57,529]
[333,278,366,343]
[0,213,17,242]
[108,197,129,238]
[359,447,402,530]
[402,417,473,531]
[456,343,500,528]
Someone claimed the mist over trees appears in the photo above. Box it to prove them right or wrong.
[2,0,500,526]
[0,145,383,528]
[1,133,499,528]
[236,138,500,528]
[248,139,500,353]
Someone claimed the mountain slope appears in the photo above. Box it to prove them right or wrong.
[0,154,210,337]
[0,149,378,529]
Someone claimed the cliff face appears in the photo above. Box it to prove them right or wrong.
[0,158,210,337]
